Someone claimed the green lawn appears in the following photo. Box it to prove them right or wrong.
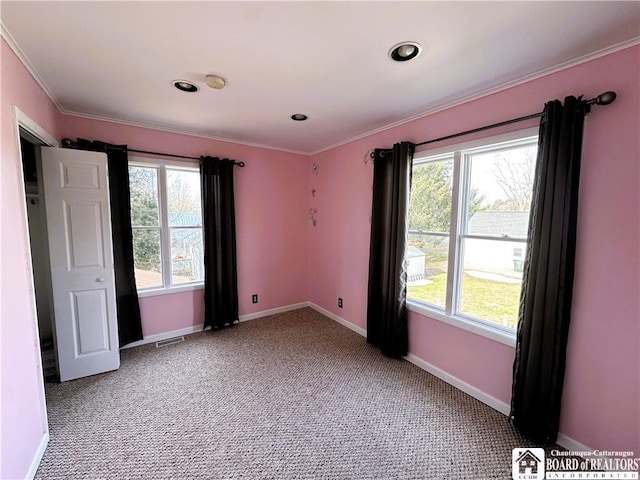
[407,273,522,329]
[408,273,448,308]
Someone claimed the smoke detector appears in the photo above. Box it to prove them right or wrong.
[206,75,226,90]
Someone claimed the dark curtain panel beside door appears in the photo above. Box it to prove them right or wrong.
[200,156,239,330]
[367,142,414,358]
[511,96,586,443]
[74,138,144,347]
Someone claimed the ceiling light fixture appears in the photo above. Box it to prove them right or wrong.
[388,41,422,62]
[173,80,198,92]
[291,114,308,121]
[206,75,226,90]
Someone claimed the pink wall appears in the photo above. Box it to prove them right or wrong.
[560,48,640,451]
[3,37,309,476]
[3,31,638,477]
[1,38,62,479]
[308,46,640,453]
[307,140,374,324]
[138,291,203,337]
[59,116,309,336]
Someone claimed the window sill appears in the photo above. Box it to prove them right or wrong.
[406,299,516,348]
[137,283,204,298]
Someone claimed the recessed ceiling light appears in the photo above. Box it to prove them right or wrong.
[173,80,198,92]
[388,41,422,62]
[206,75,226,90]
[291,114,308,121]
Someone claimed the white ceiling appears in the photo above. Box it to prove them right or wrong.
[2,1,639,154]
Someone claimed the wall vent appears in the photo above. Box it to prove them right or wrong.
[155,336,185,348]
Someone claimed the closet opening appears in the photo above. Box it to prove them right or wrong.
[20,128,58,382]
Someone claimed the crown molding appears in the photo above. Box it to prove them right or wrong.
[3,18,637,157]
[2,19,309,156]
[308,36,640,156]
[58,109,310,156]
[1,22,63,112]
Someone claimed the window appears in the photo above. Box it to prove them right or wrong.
[129,158,204,294]
[407,129,538,342]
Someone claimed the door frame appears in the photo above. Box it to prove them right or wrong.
[12,106,58,477]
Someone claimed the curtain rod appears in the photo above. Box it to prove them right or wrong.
[373,91,617,155]
[60,138,245,167]
[414,111,544,148]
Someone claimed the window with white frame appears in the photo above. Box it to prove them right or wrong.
[407,129,538,338]
[129,158,204,293]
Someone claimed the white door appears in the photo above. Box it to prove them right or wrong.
[41,147,120,381]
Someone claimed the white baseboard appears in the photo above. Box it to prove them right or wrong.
[123,301,593,451]
[123,302,309,349]
[556,433,593,452]
[404,353,511,416]
[306,306,508,416]
[405,357,594,451]
[307,302,367,337]
[308,303,592,452]
[121,324,204,349]
[25,431,48,480]
[239,302,309,323]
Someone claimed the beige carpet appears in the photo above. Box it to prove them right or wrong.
[36,307,551,479]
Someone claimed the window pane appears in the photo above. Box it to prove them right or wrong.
[129,166,159,227]
[170,228,204,284]
[409,158,454,233]
[132,229,162,288]
[167,169,202,227]
[406,235,449,309]
[458,238,525,329]
[466,144,537,236]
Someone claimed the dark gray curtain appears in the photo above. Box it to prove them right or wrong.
[510,96,586,443]
[366,142,414,357]
[200,156,239,330]
[74,139,143,347]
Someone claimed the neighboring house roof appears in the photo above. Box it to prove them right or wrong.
[467,211,529,237]
[169,212,201,226]
[407,246,425,258]
[168,212,202,247]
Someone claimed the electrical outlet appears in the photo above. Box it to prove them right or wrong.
[252,294,258,304]
[338,297,343,308]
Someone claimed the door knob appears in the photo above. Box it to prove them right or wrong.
[96,277,105,283]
